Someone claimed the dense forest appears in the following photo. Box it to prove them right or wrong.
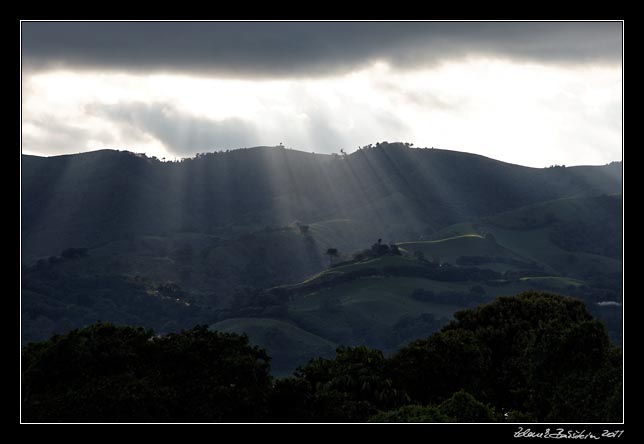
[22,292,621,422]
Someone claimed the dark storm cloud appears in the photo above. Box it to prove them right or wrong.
[88,102,259,155]
[21,21,622,77]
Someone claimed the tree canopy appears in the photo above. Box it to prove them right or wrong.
[22,324,271,422]
[386,292,622,422]
[22,292,622,423]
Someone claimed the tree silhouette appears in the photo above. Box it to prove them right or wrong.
[22,323,272,422]
[386,292,622,422]
[325,248,338,266]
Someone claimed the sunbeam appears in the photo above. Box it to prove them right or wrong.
[21,22,623,424]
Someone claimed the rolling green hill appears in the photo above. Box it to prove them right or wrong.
[399,234,524,266]
[204,194,621,374]
[210,318,337,377]
[204,224,620,375]
[21,145,622,372]
[424,194,623,279]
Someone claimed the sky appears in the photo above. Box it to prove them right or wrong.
[21,21,622,167]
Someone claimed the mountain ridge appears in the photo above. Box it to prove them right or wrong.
[21,144,621,265]
[21,143,623,168]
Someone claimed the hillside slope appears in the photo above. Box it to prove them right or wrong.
[22,144,621,264]
[22,145,622,369]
